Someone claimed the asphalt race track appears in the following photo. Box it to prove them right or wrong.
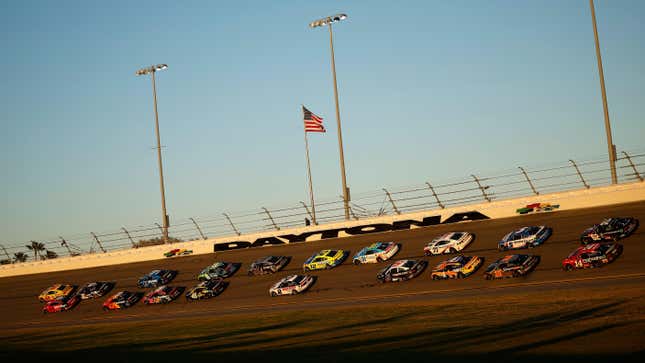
[1,201,644,331]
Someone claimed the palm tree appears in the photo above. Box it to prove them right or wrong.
[13,252,28,263]
[25,240,46,261]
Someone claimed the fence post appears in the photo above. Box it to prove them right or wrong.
[121,228,137,248]
[569,159,590,189]
[189,217,207,240]
[154,223,164,236]
[262,207,280,231]
[223,213,241,236]
[382,188,401,215]
[425,182,445,209]
[622,151,643,182]
[518,166,539,195]
[471,174,491,202]
[90,232,106,253]
[340,196,360,220]
[300,202,316,225]
[0,244,11,263]
[59,237,73,256]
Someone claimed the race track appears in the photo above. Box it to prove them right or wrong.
[1,201,644,331]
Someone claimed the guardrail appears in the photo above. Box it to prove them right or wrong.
[2,150,643,265]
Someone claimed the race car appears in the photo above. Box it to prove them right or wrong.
[269,274,316,297]
[303,249,349,271]
[430,255,483,280]
[562,243,623,271]
[103,291,142,311]
[483,254,540,280]
[580,217,639,244]
[38,284,78,303]
[424,232,474,256]
[76,281,115,300]
[248,256,291,276]
[498,226,552,251]
[352,242,400,265]
[164,248,193,258]
[43,295,81,314]
[137,269,178,288]
[377,259,428,283]
[185,279,228,301]
[142,285,185,305]
[198,262,241,281]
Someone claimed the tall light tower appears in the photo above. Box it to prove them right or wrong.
[136,64,170,243]
[589,0,618,184]
[309,13,351,220]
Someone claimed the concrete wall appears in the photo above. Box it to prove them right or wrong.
[2,181,644,278]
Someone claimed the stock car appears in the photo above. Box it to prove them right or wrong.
[303,249,349,271]
[198,262,241,281]
[377,259,428,283]
[498,226,552,251]
[424,232,474,256]
[102,291,142,311]
[43,295,81,314]
[352,242,400,265]
[38,284,78,303]
[137,269,178,288]
[562,243,623,271]
[483,254,540,280]
[430,255,484,280]
[76,281,115,300]
[248,256,291,276]
[164,248,193,258]
[580,217,639,244]
[185,279,228,301]
[269,274,316,297]
[143,285,185,305]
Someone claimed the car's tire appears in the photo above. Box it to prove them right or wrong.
[512,271,520,278]
[485,274,492,280]
[325,264,331,270]
[270,291,277,297]
[424,251,430,256]
[377,257,384,263]
[432,275,439,280]
[353,259,361,265]
[564,264,573,271]
[457,272,464,279]
[449,248,457,254]
[291,290,298,295]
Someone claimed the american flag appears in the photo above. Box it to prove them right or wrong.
[303,106,326,133]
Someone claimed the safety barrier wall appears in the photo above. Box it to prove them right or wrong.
[2,181,644,278]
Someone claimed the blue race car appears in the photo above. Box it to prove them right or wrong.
[137,269,178,288]
[498,226,552,251]
[352,242,400,265]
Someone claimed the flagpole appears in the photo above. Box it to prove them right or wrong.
[303,123,318,225]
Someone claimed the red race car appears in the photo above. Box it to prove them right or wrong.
[562,243,623,271]
[43,295,81,314]
[143,285,185,305]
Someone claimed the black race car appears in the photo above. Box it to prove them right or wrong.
[580,217,639,244]
[185,279,228,301]
[376,259,427,283]
[248,256,291,276]
[76,281,115,300]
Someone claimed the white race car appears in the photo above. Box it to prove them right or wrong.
[352,242,400,264]
[424,232,474,256]
[269,274,315,297]
[498,226,552,251]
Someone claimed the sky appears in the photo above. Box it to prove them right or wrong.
[1,0,644,247]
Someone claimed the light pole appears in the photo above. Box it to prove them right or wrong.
[136,64,170,243]
[309,13,351,220]
[589,0,617,184]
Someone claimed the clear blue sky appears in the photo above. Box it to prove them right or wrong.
[1,0,644,245]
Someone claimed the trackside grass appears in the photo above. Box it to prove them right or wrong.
[1,286,643,362]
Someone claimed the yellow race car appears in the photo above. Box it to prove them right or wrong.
[38,283,78,303]
[303,249,349,271]
[430,255,483,280]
